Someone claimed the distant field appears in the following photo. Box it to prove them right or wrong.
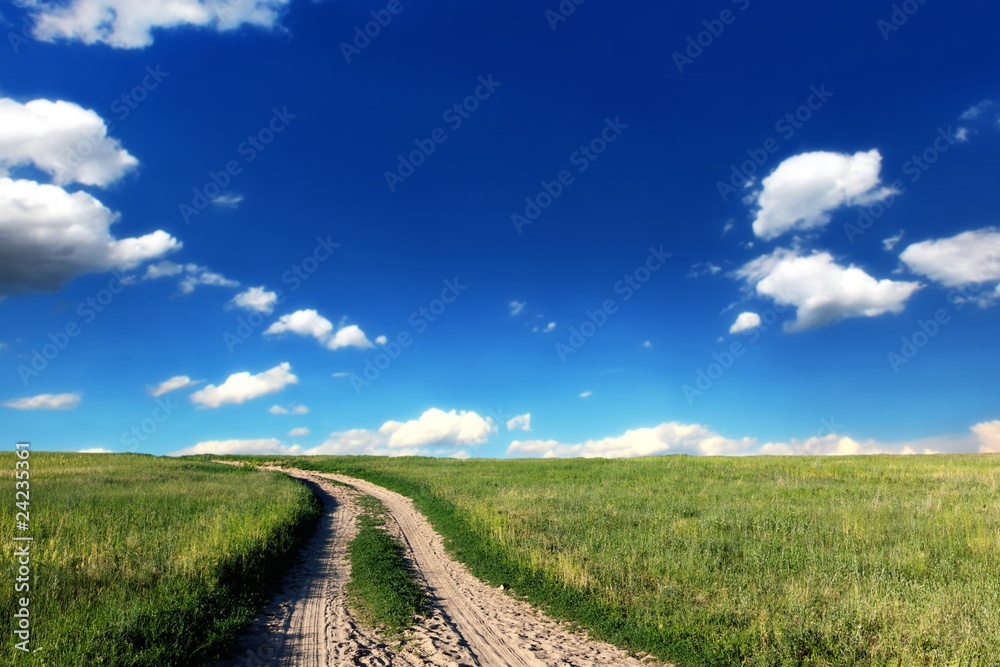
[0,454,320,666]
[255,454,1000,666]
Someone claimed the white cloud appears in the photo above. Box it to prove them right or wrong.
[954,127,970,143]
[729,311,761,334]
[735,248,920,331]
[288,427,310,437]
[270,403,308,415]
[509,300,526,316]
[78,448,112,453]
[141,261,237,294]
[882,230,905,251]
[0,97,138,187]
[375,335,388,345]
[541,322,556,333]
[148,375,199,397]
[750,150,895,240]
[687,262,722,278]
[506,413,532,432]
[900,228,1000,287]
[229,286,278,314]
[270,408,498,457]
[328,324,373,350]
[26,0,294,49]
[265,309,373,350]
[3,392,81,410]
[379,408,496,449]
[960,100,993,121]
[643,340,653,349]
[211,193,244,208]
[721,220,735,237]
[190,362,298,409]
[507,423,965,459]
[171,438,303,457]
[972,420,1000,453]
[579,391,592,398]
[0,177,180,295]
[179,268,238,294]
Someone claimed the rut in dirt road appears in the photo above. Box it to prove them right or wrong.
[218,468,665,667]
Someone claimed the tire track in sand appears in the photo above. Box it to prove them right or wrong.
[217,467,664,666]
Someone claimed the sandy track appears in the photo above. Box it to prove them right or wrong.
[218,467,662,667]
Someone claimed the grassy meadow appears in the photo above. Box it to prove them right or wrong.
[247,453,1000,666]
[0,454,320,666]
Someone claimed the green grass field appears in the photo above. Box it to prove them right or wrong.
[0,453,320,666]
[257,453,1000,667]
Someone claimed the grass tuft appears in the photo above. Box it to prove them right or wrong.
[345,495,423,637]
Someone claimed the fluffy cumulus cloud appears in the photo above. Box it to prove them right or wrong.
[25,0,294,49]
[229,286,279,314]
[0,178,180,295]
[735,248,920,331]
[900,228,1000,288]
[265,309,373,350]
[509,300,526,316]
[171,438,303,457]
[0,97,180,295]
[506,413,532,432]
[3,392,81,410]
[190,362,297,408]
[379,408,496,449]
[148,375,199,397]
[751,150,895,240]
[288,427,310,437]
[298,408,496,457]
[0,97,137,186]
[729,311,761,334]
[972,420,1000,453]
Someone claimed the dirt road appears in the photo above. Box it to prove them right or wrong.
[219,468,661,667]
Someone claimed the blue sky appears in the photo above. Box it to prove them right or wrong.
[1,0,998,458]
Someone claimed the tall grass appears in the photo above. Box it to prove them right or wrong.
[255,453,1000,666]
[0,453,320,666]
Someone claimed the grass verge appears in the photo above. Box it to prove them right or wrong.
[346,495,424,637]
[0,453,321,666]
